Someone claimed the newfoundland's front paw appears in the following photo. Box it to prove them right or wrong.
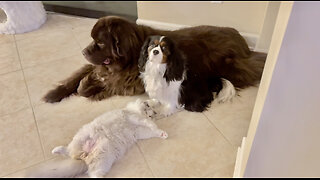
[77,76,105,99]
[43,85,71,103]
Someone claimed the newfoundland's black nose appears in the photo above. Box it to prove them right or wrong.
[81,49,88,57]
[153,50,159,55]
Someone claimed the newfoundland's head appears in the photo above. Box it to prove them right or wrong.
[82,16,143,72]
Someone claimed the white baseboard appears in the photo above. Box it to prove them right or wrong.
[136,18,259,50]
[233,137,247,177]
[254,48,269,54]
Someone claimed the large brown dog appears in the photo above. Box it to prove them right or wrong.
[43,16,266,103]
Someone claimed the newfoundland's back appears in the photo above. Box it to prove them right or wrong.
[169,25,266,89]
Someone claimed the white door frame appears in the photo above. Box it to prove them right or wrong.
[233,1,294,177]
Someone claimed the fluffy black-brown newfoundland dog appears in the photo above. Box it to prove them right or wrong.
[43,16,266,104]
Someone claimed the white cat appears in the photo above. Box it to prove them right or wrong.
[27,99,168,178]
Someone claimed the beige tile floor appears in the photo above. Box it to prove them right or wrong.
[0,13,259,178]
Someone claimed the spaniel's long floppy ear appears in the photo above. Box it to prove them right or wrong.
[138,37,151,72]
[163,39,185,82]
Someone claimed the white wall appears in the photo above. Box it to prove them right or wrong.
[137,1,281,52]
[137,1,268,34]
[255,2,281,52]
[244,2,320,177]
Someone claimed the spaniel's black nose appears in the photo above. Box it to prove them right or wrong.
[153,50,159,55]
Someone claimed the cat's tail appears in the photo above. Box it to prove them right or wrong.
[25,147,88,178]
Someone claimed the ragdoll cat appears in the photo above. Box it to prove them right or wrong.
[28,99,168,178]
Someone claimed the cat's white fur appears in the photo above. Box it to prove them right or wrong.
[27,99,167,178]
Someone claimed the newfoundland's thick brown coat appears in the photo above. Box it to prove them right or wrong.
[43,16,266,103]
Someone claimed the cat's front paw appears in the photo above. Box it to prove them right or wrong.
[142,102,158,118]
[145,99,162,108]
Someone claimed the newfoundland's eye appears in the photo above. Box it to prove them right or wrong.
[97,42,105,48]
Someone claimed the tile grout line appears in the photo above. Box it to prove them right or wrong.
[201,113,238,176]
[71,26,86,50]
[2,156,57,177]
[54,12,84,50]
[0,50,81,77]
[13,35,46,160]
[0,40,22,76]
[0,106,33,120]
[14,13,71,42]
[21,52,84,71]
[108,97,156,177]
[3,14,98,177]
[0,69,23,77]
[201,112,236,148]
[136,143,156,178]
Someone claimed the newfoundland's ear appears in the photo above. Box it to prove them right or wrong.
[164,43,185,82]
[111,32,123,57]
[138,37,151,72]
[91,19,104,39]
[91,20,123,59]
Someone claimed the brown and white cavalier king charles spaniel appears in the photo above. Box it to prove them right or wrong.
[138,35,236,115]
[138,34,266,114]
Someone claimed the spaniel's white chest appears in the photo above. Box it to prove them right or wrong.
[141,61,182,109]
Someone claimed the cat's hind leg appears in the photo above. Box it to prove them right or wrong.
[87,154,114,178]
